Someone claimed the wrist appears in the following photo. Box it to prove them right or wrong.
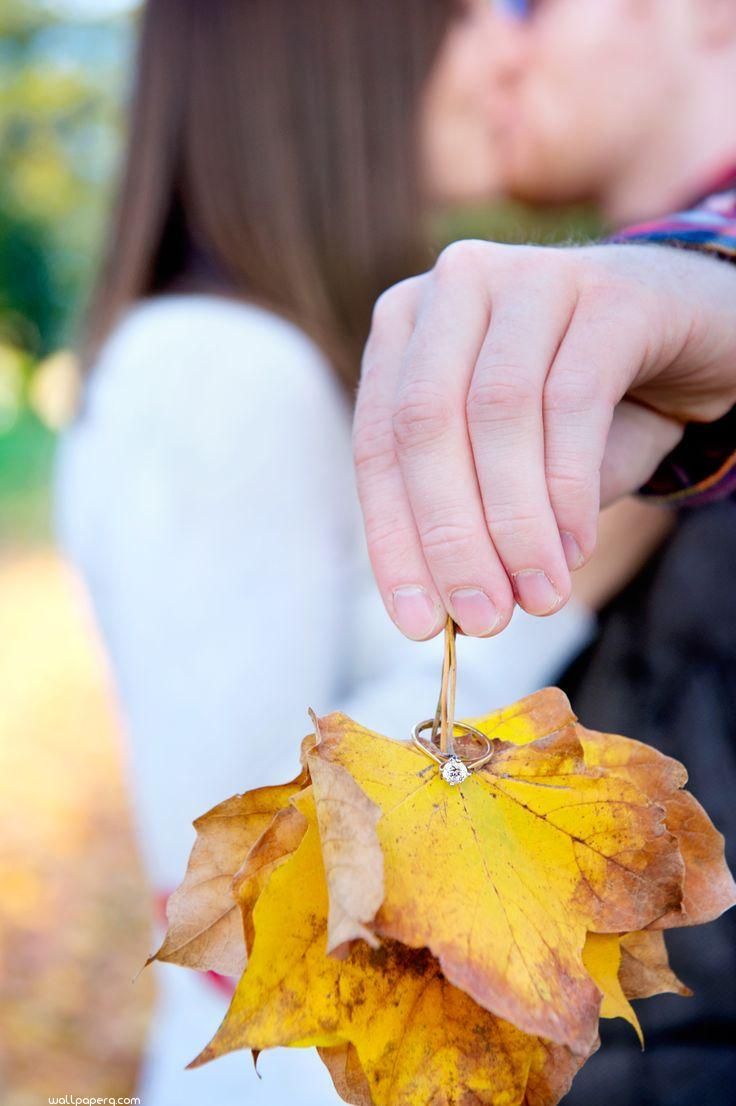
[617,244,736,422]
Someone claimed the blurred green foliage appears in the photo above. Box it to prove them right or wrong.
[0,0,134,542]
[439,200,603,251]
[0,410,55,541]
[0,0,133,355]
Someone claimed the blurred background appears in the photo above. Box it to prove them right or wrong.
[1,0,132,533]
[0,2,604,1102]
[1,3,148,1103]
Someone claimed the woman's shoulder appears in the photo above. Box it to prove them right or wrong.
[93,293,341,410]
[57,294,357,553]
[62,295,355,502]
[107,293,323,359]
[58,293,353,514]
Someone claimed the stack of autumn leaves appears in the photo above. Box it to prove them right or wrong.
[152,688,736,1105]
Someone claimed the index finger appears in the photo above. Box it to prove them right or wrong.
[353,276,447,641]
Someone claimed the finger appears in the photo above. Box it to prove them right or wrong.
[543,298,650,571]
[353,276,448,641]
[600,400,684,505]
[391,243,516,637]
[466,266,575,616]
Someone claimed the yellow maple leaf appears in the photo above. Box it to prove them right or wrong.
[581,933,644,1045]
[194,793,587,1106]
[311,700,684,1053]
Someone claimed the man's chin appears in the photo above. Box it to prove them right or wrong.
[493,135,558,204]
[501,158,591,208]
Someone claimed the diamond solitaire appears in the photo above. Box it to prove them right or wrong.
[440,756,469,786]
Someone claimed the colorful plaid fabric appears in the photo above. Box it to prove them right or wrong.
[614,175,736,505]
[614,180,736,263]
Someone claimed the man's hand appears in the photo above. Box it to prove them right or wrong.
[353,241,736,640]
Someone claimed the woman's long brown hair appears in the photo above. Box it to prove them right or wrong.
[87,0,463,391]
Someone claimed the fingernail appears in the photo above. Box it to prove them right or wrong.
[512,570,561,616]
[561,532,584,571]
[392,586,441,640]
[449,588,501,637]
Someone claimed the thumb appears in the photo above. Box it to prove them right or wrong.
[600,400,684,506]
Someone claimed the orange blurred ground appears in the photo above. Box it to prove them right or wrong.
[0,551,153,1105]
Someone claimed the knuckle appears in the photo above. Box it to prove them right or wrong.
[485,508,543,542]
[363,514,416,560]
[434,239,491,284]
[504,243,551,275]
[353,409,396,474]
[546,462,598,501]
[544,369,600,417]
[466,375,538,426]
[505,245,577,292]
[370,289,398,335]
[419,518,479,560]
[370,277,420,336]
[392,384,454,451]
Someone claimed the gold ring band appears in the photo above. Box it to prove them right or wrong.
[411,719,494,772]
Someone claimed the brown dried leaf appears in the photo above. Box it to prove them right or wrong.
[308,752,383,956]
[151,770,308,976]
[579,727,736,927]
[618,931,691,1000]
[522,1038,592,1106]
[651,790,736,928]
[318,1043,375,1106]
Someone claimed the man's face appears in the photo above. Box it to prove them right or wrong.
[492,0,687,206]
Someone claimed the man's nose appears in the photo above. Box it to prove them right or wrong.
[488,7,529,84]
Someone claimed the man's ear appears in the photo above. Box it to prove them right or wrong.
[692,0,736,48]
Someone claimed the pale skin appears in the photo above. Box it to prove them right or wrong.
[353,241,736,641]
[491,0,736,224]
